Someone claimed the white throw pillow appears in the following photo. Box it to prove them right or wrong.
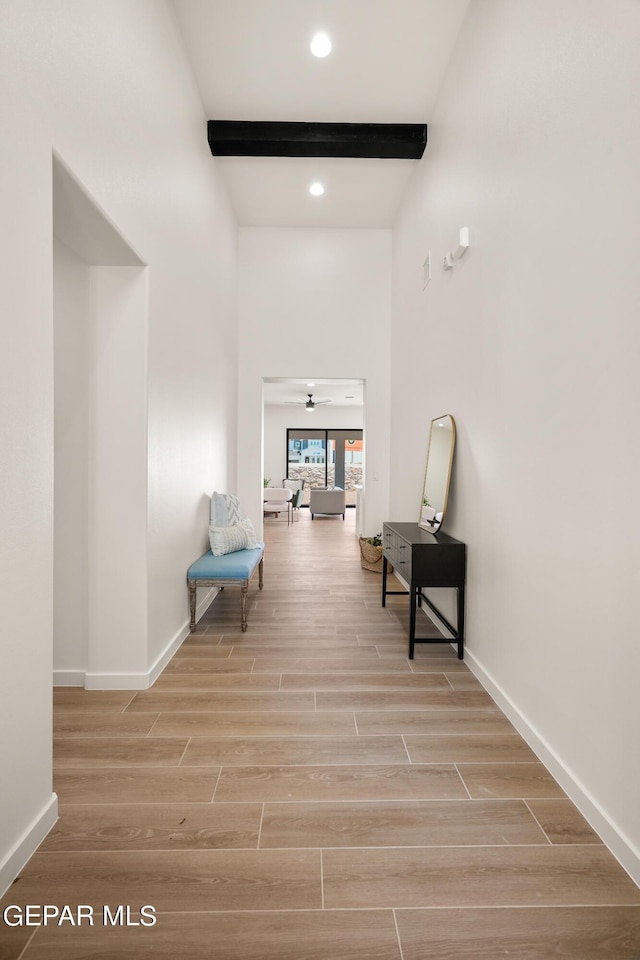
[209,517,258,557]
[210,491,243,527]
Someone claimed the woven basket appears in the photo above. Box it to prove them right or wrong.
[359,537,387,574]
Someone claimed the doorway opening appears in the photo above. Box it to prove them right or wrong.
[262,378,365,514]
[52,154,147,688]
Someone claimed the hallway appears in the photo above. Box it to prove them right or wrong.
[3,511,640,958]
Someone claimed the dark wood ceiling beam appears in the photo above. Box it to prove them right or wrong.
[207,120,427,160]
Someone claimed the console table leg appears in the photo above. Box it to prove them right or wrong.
[409,586,417,659]
[457,585,465,659]
[381,556,388,608]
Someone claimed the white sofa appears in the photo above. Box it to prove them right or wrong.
[309,487,345,520]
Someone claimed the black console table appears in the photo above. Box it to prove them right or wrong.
[382,522,466,659]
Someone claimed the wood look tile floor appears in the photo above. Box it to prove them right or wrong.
[3,511,640,959]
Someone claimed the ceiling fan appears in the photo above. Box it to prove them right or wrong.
[284,393,331,412]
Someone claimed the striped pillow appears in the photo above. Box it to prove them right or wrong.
[209,517,258,557]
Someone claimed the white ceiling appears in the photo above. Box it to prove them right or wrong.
[173,0,470,228]
[263,378,363,408]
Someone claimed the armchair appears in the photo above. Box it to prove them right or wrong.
[263,487,293,525]
[309,487,345,520]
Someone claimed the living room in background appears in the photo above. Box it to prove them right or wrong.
[286,428,363,506]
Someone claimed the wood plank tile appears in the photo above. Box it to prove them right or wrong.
[52,690,135,711]
[214,764,467,803]
[260,799,547,848]
[251,658,412,674]
[182,735,408,767]
[53,768,219,803]
[39,803,261,851]
[53,714,158,738]
[126,690,314,712]
[323,846,640,909]
[281,672,450,691]
[526,798,603,844]
[375,650,426,664]
[226,638,361,649]
[404,734,538,764]
[457,762,567,799]
[25,514,636,959]
[318,689,494,710]
[0,925,34,960]
[409,658,470,672]
[220,629,358,641]
[236,647,388,661]
[22,910,402,960]
[6,849,321,913]
[226,636,365,648]
[53,737,188,767]
[242,637,370,650]
[150,711,356,738]
[356,709,515,736]
[162,658,255,673]
[395,906,640,959]
[151,673,280,691]
[170,644,230,657]
[382,637,452,651]
[445,672,485,689]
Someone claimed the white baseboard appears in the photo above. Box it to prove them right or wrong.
[145,585,218,685]
[82,587,219,690]
[465,647,640,889]
[52,670,85,687]
[0,793,58,899]
[83,670,153,690]
[192,584,219,624]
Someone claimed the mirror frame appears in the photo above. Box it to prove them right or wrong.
[418,414,456,534]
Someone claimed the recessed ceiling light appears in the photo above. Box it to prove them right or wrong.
[310,32,332,58]
[309,182,324,197]
[307,382,315,386]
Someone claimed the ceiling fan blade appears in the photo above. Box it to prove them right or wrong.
[283,393,331,406]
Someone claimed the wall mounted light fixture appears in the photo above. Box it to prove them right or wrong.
[443,227,470,270]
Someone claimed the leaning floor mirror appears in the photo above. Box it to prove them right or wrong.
[419,414,456,533]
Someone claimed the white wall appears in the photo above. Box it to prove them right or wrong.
[53,246,149,686]
[53,239,91,679]
[87,266,149,684]
[0,0,238,891]
[0,54,58,895]
[391,0,640,881]
[263,403,364,491]
[237,229,391,538]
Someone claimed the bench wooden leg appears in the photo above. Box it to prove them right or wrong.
[240,583,248,632]
[189,582,196,630]
[188,582,197,630]
[258,557,264,590]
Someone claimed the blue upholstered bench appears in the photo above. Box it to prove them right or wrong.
[187,544,264,633]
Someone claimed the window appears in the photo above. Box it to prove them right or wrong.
[286,428,362,506]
